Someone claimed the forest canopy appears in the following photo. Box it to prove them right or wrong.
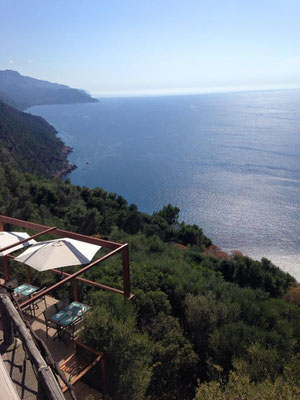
[0,164,298,400]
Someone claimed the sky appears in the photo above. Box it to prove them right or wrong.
[1,0,300,96]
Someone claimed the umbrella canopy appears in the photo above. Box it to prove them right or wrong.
[0,231,37,256]
[14,238,101,271]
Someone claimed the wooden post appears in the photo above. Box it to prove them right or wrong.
[26,265,31,285]
[0,294,14,348]
[73,278,78,301]
[38,367,65,400]
[122,244,130,299]
[37,372,49,400]
[0,295,65,400]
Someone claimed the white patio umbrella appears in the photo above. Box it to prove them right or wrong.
[14,238,101,271]
[0,232,37,256]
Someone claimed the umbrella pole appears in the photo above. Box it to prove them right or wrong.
[61,270,65,298]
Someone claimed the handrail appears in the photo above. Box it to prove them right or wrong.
[74,339,103,356]
[52,269,127,296]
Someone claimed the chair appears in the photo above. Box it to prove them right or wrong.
[5,278,18,289]
[59,339,105,393]
[63,317,83,340]
[1,278,18,296]
[43,298,69,338]
[28,286,47,317]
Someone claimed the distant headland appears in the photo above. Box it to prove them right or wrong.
[0,69,98,110]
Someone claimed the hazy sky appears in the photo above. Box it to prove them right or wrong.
[1,0,300,96]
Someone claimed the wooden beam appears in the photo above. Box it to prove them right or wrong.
[0,215,122,250]
[0,295,14,348]
[0,295,65,400]
[52,269,127,296]
[0,215,133,303]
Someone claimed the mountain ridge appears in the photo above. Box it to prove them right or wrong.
[0,70,98,110]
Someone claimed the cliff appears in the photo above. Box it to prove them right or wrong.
[0,100,75,177]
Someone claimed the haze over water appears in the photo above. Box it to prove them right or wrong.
[29,90,300,281]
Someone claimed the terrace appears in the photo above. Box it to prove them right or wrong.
[0,215,133,399]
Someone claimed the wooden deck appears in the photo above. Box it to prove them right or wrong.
[0,293,103,399]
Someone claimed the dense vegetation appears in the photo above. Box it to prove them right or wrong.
[0,69,98,110]
[0,91,19,109]
[0,165,298,400]
[0,100,75,177]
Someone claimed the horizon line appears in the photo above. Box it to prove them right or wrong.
[91,84,300,99]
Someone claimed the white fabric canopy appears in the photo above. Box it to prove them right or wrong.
[0,231,37,256]
[14,238,101,271]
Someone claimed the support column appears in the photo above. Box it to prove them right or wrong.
[72,278,78,301]
[122,244,130,299]
[26,265,31,285]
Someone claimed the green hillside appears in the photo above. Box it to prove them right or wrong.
[0,100,75,177]
[1,165,298,400]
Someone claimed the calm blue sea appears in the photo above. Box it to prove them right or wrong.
[28,90,300,280]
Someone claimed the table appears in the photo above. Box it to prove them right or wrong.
[14,283,39,301]
[50,301,90,339]
[13,283,40,315]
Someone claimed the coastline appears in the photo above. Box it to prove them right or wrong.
[27,95,300,283]
[54,144,77,178]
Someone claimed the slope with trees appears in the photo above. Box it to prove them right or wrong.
[0,100,75,177]
[0,165,298,400]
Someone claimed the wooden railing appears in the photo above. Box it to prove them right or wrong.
[0,215,132,305]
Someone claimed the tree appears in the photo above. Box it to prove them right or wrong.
[123,211,144,234]
[155,204,180,225]
[79,303,152,400]
[147,313,199,399]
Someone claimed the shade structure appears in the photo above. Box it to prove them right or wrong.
[0,231,37,256]
[14,238,101,271]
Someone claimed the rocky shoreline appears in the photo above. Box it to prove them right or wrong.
[54,145,77,178]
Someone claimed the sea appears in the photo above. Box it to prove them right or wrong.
[28,90,300,281]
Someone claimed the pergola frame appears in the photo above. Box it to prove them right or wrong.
[0,215,132,309]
